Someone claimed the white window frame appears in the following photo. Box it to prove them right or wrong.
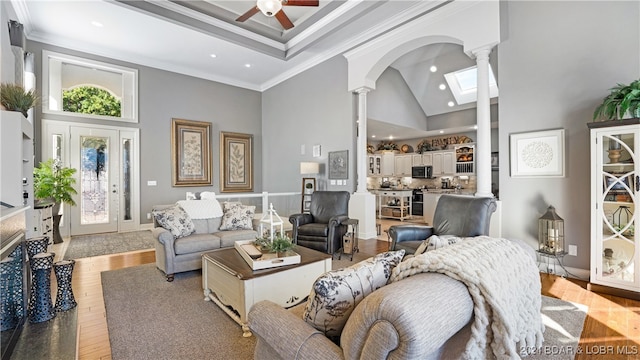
[42,50,139,123]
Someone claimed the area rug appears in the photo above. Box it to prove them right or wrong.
[63,230,154,260]
[102,262,587,360]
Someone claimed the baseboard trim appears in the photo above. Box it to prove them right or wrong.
[587,282,640,301]
[139,223,154,231]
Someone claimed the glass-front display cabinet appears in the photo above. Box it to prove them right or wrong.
[589,120,640,296]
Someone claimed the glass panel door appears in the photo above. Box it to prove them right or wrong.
[70,127,118,235]
[597,130,637,284]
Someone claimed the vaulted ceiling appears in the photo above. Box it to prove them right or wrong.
[11,0,495,140]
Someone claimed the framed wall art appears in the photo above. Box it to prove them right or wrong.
[171,118,212,187]
[328,150,349,180]
[220,131,253,192]
[301,177,316,212]
[510,129,565,178]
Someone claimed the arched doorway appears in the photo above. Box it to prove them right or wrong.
[343,1,501,239]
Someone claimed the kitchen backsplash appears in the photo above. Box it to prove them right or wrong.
[367,175,477,190]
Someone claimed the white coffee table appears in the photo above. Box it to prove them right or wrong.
[202,246,332,337]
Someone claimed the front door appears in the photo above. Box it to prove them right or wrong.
[69,127,119,235]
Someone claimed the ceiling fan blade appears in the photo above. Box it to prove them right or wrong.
[284,0,319,6]
[236,6,260,22]
[275,10,294,30]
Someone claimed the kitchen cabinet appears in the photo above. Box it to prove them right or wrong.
[588,120,640,297]
[422,153,433,166]
[367,153,395,176]
[394,155,412,176]
[432,151,455,176]
[454,145,475,175]
[412,154,424,166]
[377,190,412,221]
[380,152,395,176]
[368,155,381,175]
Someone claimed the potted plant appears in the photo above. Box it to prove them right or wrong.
[0,82,38,117]
[33,159,78,243]
[593,79,640,121]
[254,234,296,256]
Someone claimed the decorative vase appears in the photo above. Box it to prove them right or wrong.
[607,149,622,164]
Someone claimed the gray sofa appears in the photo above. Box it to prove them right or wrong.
[152,204,258,281]
[249,272,474,359]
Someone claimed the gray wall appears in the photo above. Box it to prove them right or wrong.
[368,67,428,130]
[1,2,17,84]
[262,56,355,193]
[27,41,262,225]
[498,1,640,270]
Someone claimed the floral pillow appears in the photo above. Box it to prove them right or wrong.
[152,204,195,239]
[302,250,405,338]
[414,234,463,255]
[219,202,255,230]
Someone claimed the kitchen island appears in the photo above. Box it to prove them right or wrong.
[375,189,412,221]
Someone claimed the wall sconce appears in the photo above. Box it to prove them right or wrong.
[538,205,565,254]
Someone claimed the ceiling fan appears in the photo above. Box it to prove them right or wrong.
[236,0,319,30]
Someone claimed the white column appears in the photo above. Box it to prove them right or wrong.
[356,87,371,193]
[473,47,493,197]
[349,87,377,240]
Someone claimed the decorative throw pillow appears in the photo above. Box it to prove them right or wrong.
[302,249,405,338]
[152,204,195,239]
[219,202,255,230]
[414,234,463,255]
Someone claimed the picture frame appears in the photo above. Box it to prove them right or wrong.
[604,174,633,192]
[220,131,253,192]
[491,152,499,170]
[328,150,349,180]
[510,129,565,178]
[301,177,316,212]
[171,118,212,187]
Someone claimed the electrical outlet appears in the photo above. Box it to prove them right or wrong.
[568,245,577,256]
[146,213,151,220]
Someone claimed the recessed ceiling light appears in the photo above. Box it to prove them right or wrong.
[439,130,445,134]
[439,84,446,90]
[430,66,437,73]
[245,64,251,68]
[210,54,217,58]
[447,101,455,107]
[91,21,103,28]
[389,136,394,140]
[473,125,478,129]
[371,135,376,138]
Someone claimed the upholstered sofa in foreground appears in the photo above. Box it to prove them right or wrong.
[152,201,258,281]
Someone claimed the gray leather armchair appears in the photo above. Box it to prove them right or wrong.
[390,195,497,254]
[289,191,350,254]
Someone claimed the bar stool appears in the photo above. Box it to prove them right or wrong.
[54,260,76,311]
[26,236,49,260]
[28,252,56,323]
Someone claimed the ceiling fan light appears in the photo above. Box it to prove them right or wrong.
[257,0,282,17]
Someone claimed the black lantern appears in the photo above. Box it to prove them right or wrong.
[538,205,565,254]
[613,205,633,234]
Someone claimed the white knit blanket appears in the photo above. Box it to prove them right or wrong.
[390,236,544,359]
[176,199,223,219]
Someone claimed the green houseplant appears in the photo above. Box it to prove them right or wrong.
[593,79,640,121]
[33,159,77,244]
[254,234,296,255]
[0,82,38,117]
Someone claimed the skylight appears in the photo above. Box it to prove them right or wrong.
[444,65,499,105]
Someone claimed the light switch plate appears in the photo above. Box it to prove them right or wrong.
[568,245,577,256]
[330,180,336,185]
[147,180,157,186]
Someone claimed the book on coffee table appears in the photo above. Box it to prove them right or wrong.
[234,240,301,270]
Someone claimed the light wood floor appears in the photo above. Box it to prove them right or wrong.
[68,234,639,360]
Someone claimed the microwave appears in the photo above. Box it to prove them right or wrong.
[411,166,433,179]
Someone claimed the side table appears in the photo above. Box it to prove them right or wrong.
[338,219,359,261]
[537,250,568,278]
